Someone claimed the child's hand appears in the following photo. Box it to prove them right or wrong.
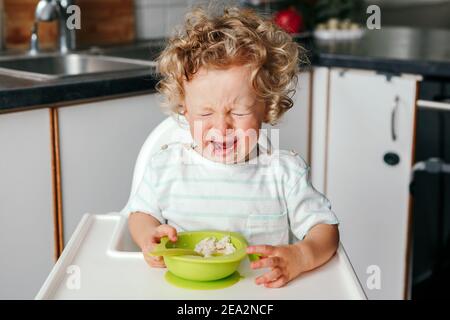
[141,224,178,268]
[246,244,308,288]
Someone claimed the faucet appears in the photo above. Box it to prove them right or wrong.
[29,0,76,55]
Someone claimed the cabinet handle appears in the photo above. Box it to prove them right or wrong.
[391,95,399,141]
[417,99,450,111]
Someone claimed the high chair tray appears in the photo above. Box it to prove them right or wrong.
[36,213,366,299]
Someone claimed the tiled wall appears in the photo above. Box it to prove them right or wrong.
[134,0,238,39]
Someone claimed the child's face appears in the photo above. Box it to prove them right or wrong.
[182,65,266,164]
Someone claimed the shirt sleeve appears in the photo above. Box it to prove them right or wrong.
[286,165,339,241]
[122,163,164,224]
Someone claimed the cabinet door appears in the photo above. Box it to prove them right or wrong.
[326,68,418,299]
[310,67,330,193]
[263,71,311,160]
[58,94,167,243]
[0,109,54,299]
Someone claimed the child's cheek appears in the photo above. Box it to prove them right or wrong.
[236,123,260,158]
[190,119,209,146]
[243,133,259,158]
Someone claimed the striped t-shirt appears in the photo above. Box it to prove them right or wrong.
[124,142,338,245]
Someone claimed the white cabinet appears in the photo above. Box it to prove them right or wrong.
[313,68,419,299]
[57,94,167,243]
[0,109,55,299]
[310,67,330,193]
[264,71,311,161]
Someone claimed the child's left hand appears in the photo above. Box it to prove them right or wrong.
[246,244,308,288]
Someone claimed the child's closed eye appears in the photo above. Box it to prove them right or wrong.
[232,112,251,117]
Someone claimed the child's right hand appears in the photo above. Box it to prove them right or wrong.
[141,224,178,268]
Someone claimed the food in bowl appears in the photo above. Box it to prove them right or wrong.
[194,235,236,257]
[156,231,249,281]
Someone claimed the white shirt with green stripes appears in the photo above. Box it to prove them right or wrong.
[124,142,338,245]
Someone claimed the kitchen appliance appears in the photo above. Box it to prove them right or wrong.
[411,76,450,299]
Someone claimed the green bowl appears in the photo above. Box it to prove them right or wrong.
[154,230,250,282]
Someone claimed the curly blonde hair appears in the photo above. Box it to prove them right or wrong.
[156,5,304,125]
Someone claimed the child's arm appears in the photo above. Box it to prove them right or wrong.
[293,223,339,272]
[246,223,339,288]
[128,212,178,268]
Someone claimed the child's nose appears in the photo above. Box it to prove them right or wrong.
[212,115,233,136]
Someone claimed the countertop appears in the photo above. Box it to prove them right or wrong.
[0,70,158,112]
[313,27,450,77]
[36,214,366,300]
[1,26,450,113]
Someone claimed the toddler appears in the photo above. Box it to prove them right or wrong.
[126,5,339,288]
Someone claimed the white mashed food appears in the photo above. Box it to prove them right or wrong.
[194,236,236,257]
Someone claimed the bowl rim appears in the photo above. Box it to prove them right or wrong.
[160,230,249,264]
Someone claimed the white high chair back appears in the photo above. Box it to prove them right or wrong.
[121,115,272,215]
[120,115,191,215]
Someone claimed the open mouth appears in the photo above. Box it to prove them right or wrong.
[210,137,238,157]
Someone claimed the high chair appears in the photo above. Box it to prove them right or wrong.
[37,116,365,300]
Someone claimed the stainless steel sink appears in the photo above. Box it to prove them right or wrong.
[94,43,164,62]
[0,53,155,81]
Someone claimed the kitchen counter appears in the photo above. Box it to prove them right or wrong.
[36,214,366,300]
[0,70,157,112]
[1,27,450,113]
[313,27,450,78]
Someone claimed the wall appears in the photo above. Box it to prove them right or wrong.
[4,0,57,49]
[3,0,135,50]
[134,0,235,40]
[366,0,450,29]
[2,0,241,49]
